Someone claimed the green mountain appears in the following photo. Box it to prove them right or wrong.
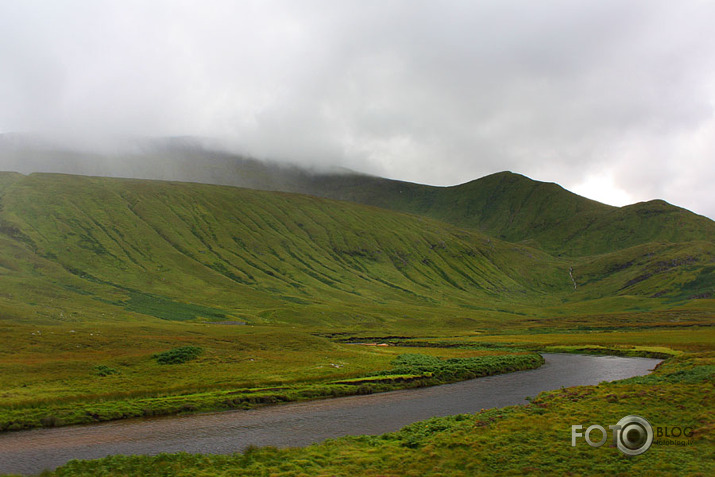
[0,172,560,327]
[3,137,713,258]
[0,172,712,329]
[260,169,715,257]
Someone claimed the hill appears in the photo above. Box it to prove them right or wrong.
[254,169,715,257]
[0,170,712,454]
[0,172,567,328]
[3,136,712,257]
[0,172,712,330]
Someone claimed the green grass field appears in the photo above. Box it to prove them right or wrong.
[0,320,543,431]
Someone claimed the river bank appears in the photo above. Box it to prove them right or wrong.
[0,353,665,476]
[0,352,543,433]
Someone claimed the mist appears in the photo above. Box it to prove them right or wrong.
[1,1,714,219]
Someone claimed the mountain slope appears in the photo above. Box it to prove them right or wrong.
[0,172,577,326]
[4,137,712,257]
[283,170,715,257]
[0,172,713,330]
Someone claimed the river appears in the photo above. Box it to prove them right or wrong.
[0,353,661,475]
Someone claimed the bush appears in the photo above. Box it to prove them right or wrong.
[153,346,204,365]
[94,365,120,376]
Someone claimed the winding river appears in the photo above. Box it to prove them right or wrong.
[0,353,661,475]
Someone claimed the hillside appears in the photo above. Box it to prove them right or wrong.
[3,137,713,257]
[276,170,715,257]
[0,172,568,328]
[0,172,713,331]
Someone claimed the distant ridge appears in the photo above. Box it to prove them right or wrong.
[2,136,713,258]
[288,170,715,256]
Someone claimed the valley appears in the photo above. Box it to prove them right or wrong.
[0,169,712,475]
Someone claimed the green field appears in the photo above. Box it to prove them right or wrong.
[0,171,713,475]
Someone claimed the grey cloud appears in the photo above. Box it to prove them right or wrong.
[0,0,713,218]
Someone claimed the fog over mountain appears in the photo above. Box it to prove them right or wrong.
[0,134,355,190]
[1,1,714,219]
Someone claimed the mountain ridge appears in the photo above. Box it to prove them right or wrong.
[2,137,712,258]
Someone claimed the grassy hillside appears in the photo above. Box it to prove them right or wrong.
[0,171,713,327]
[0,172,711,403]
[285,170,715,257]
[0,172,575,327]
[1,171,712,329]
[4,138,714,256]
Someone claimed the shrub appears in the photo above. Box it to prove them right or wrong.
[373,353,544,383]
[153,346,204,365]
[94,365,120,377]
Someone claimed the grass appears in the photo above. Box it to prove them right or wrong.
[0,314,543,432]
[1,172,713,333]
[264,170,715,256]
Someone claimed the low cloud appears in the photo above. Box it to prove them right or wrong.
[0,1,713,218]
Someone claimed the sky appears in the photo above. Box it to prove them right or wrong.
[1,1,714,219]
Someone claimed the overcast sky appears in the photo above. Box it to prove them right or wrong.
[1,1,714,219]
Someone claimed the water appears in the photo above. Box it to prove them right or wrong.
[0,353,661,475]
